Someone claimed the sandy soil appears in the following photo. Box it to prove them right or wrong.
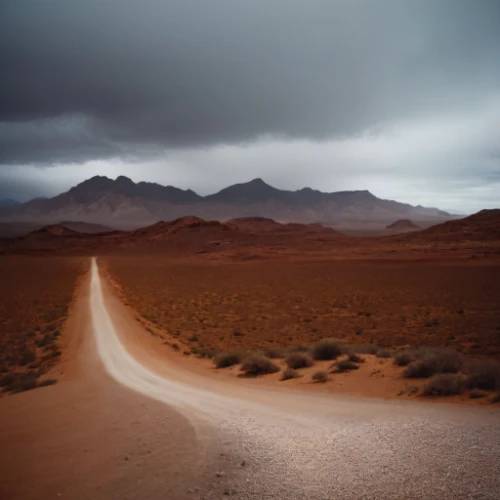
[0,265,241,500]
[1,257,500,500]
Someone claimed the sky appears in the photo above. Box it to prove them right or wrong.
[1,1,499,213]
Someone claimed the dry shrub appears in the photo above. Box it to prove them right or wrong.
[240,355,280,376]
[344,343,379,355]
[348,353,364,363]
[491,393,500,403]
[264,346,286,359]
[469,389,487,399]
[281,368,300,381]
[394,351,414,367]
[466,359,500,391]
[214,350,245,368]
[422,374,464,396]
[404,349,463,378]
[333,359,360,372]
[311,339,343,361]
[285,352,314,369]
[312,370,330,383]
[376,348,394,359]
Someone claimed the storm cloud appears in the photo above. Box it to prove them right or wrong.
[1,1,499,210]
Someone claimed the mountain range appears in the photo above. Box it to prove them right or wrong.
[0,176,453,229]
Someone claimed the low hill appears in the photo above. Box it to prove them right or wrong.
[400,209,500,242]
[386,219,421,231]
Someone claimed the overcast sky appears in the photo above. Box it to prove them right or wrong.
[1,1,499,212]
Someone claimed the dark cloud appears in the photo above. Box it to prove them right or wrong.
[1,0,499,165]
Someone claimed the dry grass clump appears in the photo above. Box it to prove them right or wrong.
[465,359,500,391]
[263,346,286,359]
[422,374,465,396]
[312,370,330,383]
[240,355,280,376]
[285,352,314,369]
[332,359,360,372]
[214,350,245,368]
[469,389,487,399]
[347,352,364,363]
[376,348,394,359]
[393,350,414,366]
[311,339,343,361]
[344,343,379,355]
[281,368,300,381]
[404,349,463,378]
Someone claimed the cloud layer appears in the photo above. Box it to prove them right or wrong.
[0,1,499,211]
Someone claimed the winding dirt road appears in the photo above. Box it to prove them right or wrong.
[1,257,500,499]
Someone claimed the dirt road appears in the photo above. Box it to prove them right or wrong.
[1,257,500,499]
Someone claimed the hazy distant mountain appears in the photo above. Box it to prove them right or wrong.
[0,176,453,229]
[0,199,20,207]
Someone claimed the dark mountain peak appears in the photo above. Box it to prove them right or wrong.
[206,178,282,203]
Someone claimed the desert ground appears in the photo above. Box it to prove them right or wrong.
[1,257,499,500]
[1,211,500,499]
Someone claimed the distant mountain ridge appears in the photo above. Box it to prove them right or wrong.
[0,175,453,229]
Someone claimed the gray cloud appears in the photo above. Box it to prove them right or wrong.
[1,1,499,212]
[1,0,500,165]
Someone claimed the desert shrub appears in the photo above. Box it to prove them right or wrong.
[348,353,364,363]
[345,343,379,355]
[285,352,314,369]
[466,359,500,391]
[240,355,280,376]
[394,351,414,367]
[404,349,463,378]
[491,393,500,403]
[312,370,330,383]
[19,347,36,366]
[214,350,245,368]
[469,389,487,399]
[264,346,285,359]
[376,348,394,359]
[281,368,300,381]
[333,359,360,372]
[286,344,310,353]
[422,374,464,396]
[12,376,38,393]
[188,334,199,342]
[38,378,57,387]
[311,339,343,361]
[0,373,17,388]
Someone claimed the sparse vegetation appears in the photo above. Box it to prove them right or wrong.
[311,339,342,361]
[347,353,364,363]
[422,374,465,396]
[333,359,360,372]
[404,349,463,378]
[312,370,330,383]
[240,355,280,376]
[469,389,487,399]
[214,350,245,368]
[264,346,285,359]
[465,359,500,391]
[281,368,300,381]
[285,352,314,369]
[106,257,500,359]
[394,351,414,366]
[376,348,394,359]
[0,257,85,394]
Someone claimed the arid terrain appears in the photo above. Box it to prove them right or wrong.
[0,256,86,393]
[1,209,500,500]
